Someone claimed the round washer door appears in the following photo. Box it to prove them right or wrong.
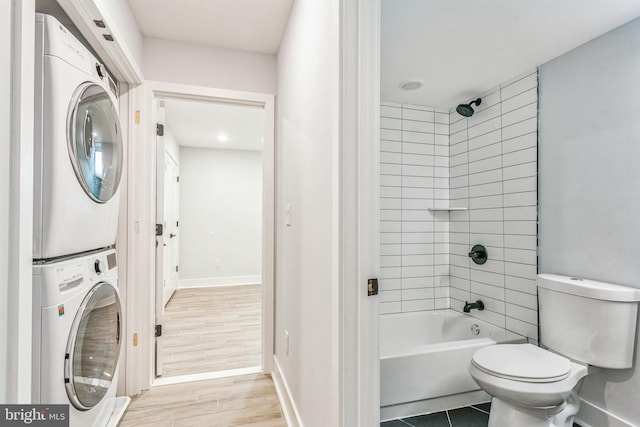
[64,282,121,410]
[68,82,123,203]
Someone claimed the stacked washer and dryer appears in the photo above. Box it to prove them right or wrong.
[32,14,129,427]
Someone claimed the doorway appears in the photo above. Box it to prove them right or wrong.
[147,83,275,385]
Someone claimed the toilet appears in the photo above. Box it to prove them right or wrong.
[469,274,640,427]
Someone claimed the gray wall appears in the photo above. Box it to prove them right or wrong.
[539,17,640,425]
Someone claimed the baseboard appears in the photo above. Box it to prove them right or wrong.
[271,355,303,427]
[575,398,635,427]
[179,275,262,288]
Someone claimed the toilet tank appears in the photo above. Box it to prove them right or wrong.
[538,274,640,369]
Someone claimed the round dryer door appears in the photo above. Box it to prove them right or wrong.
[68,82,123,203]
[64,282,122,410]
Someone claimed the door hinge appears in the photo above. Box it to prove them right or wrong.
[155,324,162,337]
[176,221,179,227]
[155,223,163,236]
[156,123,164,136]
[367,278,379,296]
[175,265,179,272]
[176,176,179,183]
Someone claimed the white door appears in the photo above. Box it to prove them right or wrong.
[162,153,179,306]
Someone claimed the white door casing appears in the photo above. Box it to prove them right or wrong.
[162,152,179,306]
[154,102,166,377]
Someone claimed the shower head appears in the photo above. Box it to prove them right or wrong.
[456,98,482,117]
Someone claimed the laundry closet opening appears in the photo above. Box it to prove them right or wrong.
[153,95,271,384]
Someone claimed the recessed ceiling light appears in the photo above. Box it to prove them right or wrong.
[217,134,229,142]
[399,79,423,91]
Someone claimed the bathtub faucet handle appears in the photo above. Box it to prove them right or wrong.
[463,300,485,313]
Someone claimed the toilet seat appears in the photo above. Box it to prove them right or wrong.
[472,344,571,383]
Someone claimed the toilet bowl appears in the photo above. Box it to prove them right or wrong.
[468,274,640,427]
[469,344,589,426]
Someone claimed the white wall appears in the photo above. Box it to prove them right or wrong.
[378,103,451,314]
[275,0,340,424]
[163,123,180,163]
[143,37,277,94]
[179,147,262,282]
[539,17,640,426]
[448,70,539,343]
[97,0,143,68]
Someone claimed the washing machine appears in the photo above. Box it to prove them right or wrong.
[34,13,123,260]
[32,248,129,426]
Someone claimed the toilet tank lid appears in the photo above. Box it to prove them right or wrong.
[537,274,640,302]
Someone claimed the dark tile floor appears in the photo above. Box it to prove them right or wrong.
[381,403,582,427]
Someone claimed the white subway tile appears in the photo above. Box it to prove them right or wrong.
[380,186,401,198]
[470,281,505,301]
[450,265,471,280]
[503,132,536,153]
[434,254,449,265]
[471,269,505,286]
[402,232,434,244]
[501,72,537,100]
[502,102,537,127]
[434,286,450,298]
[379,163,401,175]
[402,265,435,277]
[380,266,402,279]
[402,107,434,121]
[469,142,502,163]
[403,120,435,133]
[435,134,449,146]
[470,194,503,209]
[504,220,537,236]
[502,88,537,114]
[503,191,536,208]
[402,198,432,210]
[504,234,537,250]
[380,128,401,141]
[502,117,536,140]
[470,221,504,234]
[380,290,402,303]
[403,288,435,300]
[505,276,537,294]
[402,243,435,255]
[506,317,537,340]
[450,232,470,245]
[450,117,468,134]
[380,232,402,244]
[470,208,503,221]
[380,140,402,153]
[505,248,537,265]
[469,156,502,174]
[470,309,506,329]
[380,152,402,164]
[402,176,433,188]
[469,181,502,198]
[380,221,401,233]
[449,209,469,221]
[505,262,537,280]
[450,131,467,146]
[402,221,434,233]
[471,258,504,275]
[450,254,469,267]
[380,244,402,256]
[381,117,402,130]
[451,164,468,178]
[470,168,502,185]
[379,278,401,291]
[380,198,401,210]
[403,153,435,166]
[403,254,433,267]
[450,186,468,200]
[403,165,434,177]
[435,156,449,168]
[435,145,449,157]
[380,209,401,221]
[380,302,402,315]
[434,298,450,309]
[380,174,401,186]
[403,141,434,155]
[504,206,537,221]
[506,304,538,325]
[468,117,501,139]
[381,105,402,118]
[469,232,504,248]
[503,161,537,181]
[434,112,449,124]
[434,167,448,178]
[450,279,470,294]
[435,123,449,135]
[401,210,431,222]
[402,276,435,289]
[469,129,501,151]
[402,299,435,312]
[403,130,435,144]
[503,147,537,167]
[469,103,501,128]
[506,289,537,310]
[503,176,536,194]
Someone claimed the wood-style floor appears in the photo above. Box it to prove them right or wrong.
[118,373,286,427]
[161,285,262,378]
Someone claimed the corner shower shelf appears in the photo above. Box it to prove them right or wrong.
[428,207,468,211]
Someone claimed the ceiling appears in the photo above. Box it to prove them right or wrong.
[382,0,640,108]
[164,100,265,151]
[126,0,294,54]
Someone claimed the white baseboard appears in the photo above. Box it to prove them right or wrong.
[271,355,303,427]
[575,398,635,427]
[179,275,262,288]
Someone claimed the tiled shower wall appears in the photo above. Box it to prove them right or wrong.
[379,70,538,342]
[379,103,451,315]
[448,70,538,341]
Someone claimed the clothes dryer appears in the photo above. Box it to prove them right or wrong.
[32,248,129,427]
[34,13,123,260]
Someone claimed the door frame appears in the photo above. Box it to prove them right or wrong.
[139,81,275,387]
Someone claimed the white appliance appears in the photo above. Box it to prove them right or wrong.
[34,13,123,260]
[469,274,640,427]
[32,248,129,427]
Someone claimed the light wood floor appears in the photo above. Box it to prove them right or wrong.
[119,374,286,427]
[161,285,262,378]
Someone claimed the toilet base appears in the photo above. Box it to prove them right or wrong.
[489,392,580,427]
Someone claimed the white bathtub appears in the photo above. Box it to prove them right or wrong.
[380,309,526,420]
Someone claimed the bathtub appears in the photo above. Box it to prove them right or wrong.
[380,309,526,420]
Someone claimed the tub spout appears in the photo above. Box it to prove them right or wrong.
[464,300,485,313]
